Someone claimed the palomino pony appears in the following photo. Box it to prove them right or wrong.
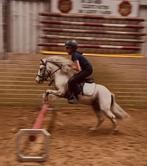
[35,56,129,132]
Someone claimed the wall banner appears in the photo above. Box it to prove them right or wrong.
[51,0,139,17]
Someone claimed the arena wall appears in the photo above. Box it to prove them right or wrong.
[0,1,4,57]
[8,0,48,53]
[0,0,146,57]
[139,4,147,55]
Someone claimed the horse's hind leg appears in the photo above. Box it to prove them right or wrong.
[103,109,118,132]
[90,103,105,131]
[94,111,105,131]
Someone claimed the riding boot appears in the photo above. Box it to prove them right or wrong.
[68,93,78,104]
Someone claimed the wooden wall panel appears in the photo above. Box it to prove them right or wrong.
[0,1,4,56]
[9,0,48,53]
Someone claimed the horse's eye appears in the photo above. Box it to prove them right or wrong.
[40,68,44,71]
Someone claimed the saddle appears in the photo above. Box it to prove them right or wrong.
[84,75,94,83]
[76,75,94,94]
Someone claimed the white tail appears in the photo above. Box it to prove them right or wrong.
[111,94,130,119]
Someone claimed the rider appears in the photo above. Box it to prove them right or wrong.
[65,40,93,104]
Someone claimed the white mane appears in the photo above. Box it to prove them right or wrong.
[45,55,72,66]
[44,55,74,74]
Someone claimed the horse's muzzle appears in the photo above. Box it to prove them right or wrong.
[35,77,42,84]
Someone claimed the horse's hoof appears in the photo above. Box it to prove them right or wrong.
[89,126,98,131]
[112,128,119,134]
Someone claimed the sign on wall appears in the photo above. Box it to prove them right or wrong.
[51,0,139,17]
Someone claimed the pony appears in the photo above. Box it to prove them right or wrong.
[35,56,129,132]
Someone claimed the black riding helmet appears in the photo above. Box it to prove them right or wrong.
[65,40,78,50]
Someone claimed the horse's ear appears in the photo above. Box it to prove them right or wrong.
[40,59,46,65]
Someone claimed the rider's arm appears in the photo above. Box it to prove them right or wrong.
[73,60,81,71]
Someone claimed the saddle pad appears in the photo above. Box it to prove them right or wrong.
[83,83,96,96]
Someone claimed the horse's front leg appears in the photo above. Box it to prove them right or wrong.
[43,89,65,103]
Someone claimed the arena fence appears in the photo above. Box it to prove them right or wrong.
[0,54,147,110]
[38,12,145,57]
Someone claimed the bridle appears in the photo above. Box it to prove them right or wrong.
[37,59,62,85]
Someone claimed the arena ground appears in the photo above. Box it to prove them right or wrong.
[0,105,147,166]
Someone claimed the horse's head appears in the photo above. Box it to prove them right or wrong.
[35,59,51,84]
[35,56,74,85]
